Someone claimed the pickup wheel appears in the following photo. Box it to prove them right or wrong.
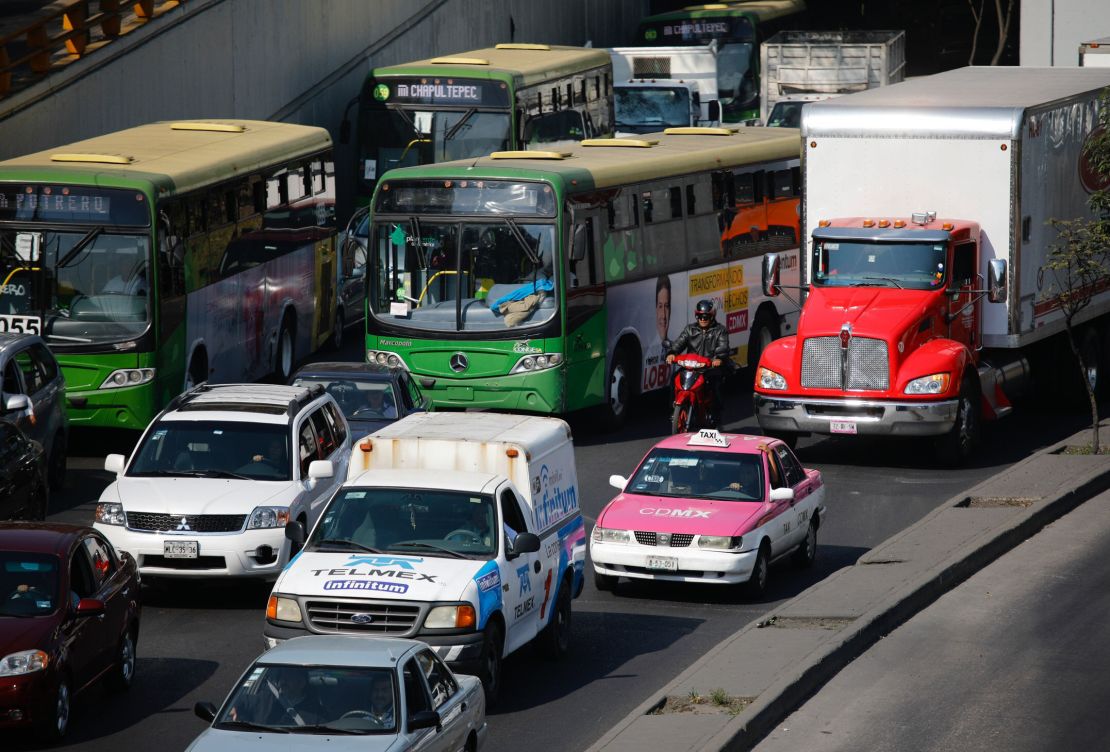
[480,622,503,706]
[537,580,572,660]
[935,374,980,466]
[594,570,618,592]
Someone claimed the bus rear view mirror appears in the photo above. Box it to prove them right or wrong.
[762,253,781,297]
[571,224,588,262]
[988,258,1007,304]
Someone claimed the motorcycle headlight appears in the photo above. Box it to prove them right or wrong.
[0,649,49,676]
[904,373,951,395]
[697,535,743,551]
[591,527,632,543]
[266,595,302,623]
[95,502,125,526]
[248,506,290,529]
[758,367,787,391]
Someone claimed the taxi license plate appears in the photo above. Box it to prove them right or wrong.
[830,420,857,435]
[646,556,677,571]
[164,540,198,559]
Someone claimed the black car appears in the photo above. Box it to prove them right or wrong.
[0,422,48,521]
[290,362,427,438]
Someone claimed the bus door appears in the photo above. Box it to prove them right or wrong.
[564,209,605,409]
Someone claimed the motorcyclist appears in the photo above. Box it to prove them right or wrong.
[666,299,730,425]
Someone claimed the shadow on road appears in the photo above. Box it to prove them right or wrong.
[141,577,273,611]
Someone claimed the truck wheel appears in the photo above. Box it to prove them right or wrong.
[538,582,572,660]
[671,403,692,434]
[935,374,980,466]
[594,570,618,592]
[743,542,771,600]
[480,622,503,706]
[792,518,818,569]
[1080,327,1102,399]
[603,347,632,430]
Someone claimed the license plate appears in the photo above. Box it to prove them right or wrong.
[830,420,857,435]
[164,540,198,559]
[646,556,678,571]
[0,314,42,336]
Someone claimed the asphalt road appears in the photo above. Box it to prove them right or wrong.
[15,336,1098,752]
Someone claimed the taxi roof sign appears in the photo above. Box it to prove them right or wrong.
[687,429,730,448]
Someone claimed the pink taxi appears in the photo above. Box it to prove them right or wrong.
[590,430,826,598]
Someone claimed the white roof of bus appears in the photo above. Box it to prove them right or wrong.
[375,45,611,86]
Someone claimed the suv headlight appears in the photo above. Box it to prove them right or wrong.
[248,507,290,529]
[366,349,406,369]
[591,527,632,543]
[100,368,155,389]
[758,367,787,391]
[697,535,743,551]
[95,502,125,526]
[0,649,48,676]
[425,605,476,629]
[510,353,564,374]
[266,595,302,623]
[904,373,951,395]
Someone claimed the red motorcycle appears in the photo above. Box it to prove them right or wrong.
[670,353,717,434]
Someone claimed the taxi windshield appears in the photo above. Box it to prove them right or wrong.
[309,488,497,558]
[627,448,764,501]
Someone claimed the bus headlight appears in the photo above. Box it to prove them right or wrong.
[904,373,951,395]
[365,350,406,369]
[510,353,563,374]
[99,368,155,389]
[758,367,787,391]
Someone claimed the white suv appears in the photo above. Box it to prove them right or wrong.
[93,383,351,579]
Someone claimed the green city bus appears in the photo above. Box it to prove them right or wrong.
[636,0,807,123]
[365,126,802,426]
[348,43,615,205]
[0,120,340,431]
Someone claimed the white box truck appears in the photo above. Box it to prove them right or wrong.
[754,67,1110,463]
[760,30,906,126]
[265,412,585,703]
[1080,37,1110,66]
[610,45,720,135]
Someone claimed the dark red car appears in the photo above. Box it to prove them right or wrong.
[0,523,141,741]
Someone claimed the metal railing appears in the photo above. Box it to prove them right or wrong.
[0,0,185,99]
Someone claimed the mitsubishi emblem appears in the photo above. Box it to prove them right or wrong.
[449,352,469,373]
[175,516,191,531]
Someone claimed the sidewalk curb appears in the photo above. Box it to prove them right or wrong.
[587,429,1110,752]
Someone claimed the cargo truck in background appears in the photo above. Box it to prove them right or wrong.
[754,67,1110,464]
[1080,37,1110,66]
[610,45,721,135]
[760,30,906,127]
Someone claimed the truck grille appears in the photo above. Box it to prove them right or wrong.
[633,531,694,547]
[126,512,247,533]
[632,56,671,78]
[800,336,889,390]
[305,599,421,635]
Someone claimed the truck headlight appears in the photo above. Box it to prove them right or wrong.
[95,502,125,526]
[591,527,632,543]
[904,373,951,395]
[758,367,787,391]
[425,605,476,629]
[0,649,48,676]
[266,595,302,623]
[247,507,291,529]
[697,535,743,551]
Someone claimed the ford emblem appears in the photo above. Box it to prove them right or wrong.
[351,613,374,625]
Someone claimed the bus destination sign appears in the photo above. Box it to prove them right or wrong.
[642,17,754,44]
[371,76,511,108]
[0,186,150,226]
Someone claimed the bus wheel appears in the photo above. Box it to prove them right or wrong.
[329,307,344,351]
[184,351,207,391]
[747,311,779,373]
[275,316,295,383]
[603,347,632,430]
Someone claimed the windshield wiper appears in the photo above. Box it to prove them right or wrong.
[504,218,541,266]
[314,539,384,554]
[215,720,290,734]
[56,227,102,269]
[135,469,254,480]
[390,541,468,559]
[859,276,903,289]
[288,724,368,736]
[444,108,476,141]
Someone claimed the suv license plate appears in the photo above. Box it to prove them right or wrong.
[164,540,198,559]
[830,420,857,435]
[646,556,678,571]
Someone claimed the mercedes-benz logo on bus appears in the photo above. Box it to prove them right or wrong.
[449,353,469,372]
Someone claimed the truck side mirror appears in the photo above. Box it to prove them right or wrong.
[285,520,306,546]
[509,532,541,557]
[987,258,1007,304]
[762,253,781,298]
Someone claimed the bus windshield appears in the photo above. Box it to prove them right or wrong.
[0,227,151,346]
[360,108,511,189]
[812,240,947,291]
[370,218,557,333]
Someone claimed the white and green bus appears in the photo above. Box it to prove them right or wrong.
[365,127,802,426]
[0,120,340,431]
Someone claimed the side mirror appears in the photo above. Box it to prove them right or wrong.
[609,474,627,490]
[285,520,306,546]
[194,701,218,723]
[308,460,334,480]
[3,393,30,414]
[570,224,588,262]
[769,487,795,502]
[75,598,105,617]
[408,709,441,732]
[707,100,721,123]
[762,253,781,297]
[104,453,126,475]
[988,258,1007,304]
[339,117,351,145]
[510,532,541,557]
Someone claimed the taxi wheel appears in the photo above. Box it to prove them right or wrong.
[538,582,572,660]
[792,519,818,569]
[480,622,503,706]
[744,543,770,600]
[107,629,136,692]
[594,571,618,592]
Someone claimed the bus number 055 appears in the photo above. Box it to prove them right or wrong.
[0,315,42,335]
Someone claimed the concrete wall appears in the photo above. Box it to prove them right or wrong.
[0,0,646,215]
[1021,0,1110,66]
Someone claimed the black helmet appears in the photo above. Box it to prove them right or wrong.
[695,299,716,319]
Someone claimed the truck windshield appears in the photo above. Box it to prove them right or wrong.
[717,42,756,116]
[615,87,693,133]
[309,488,498,558]
[370,218,557,332]
[812,240,947,291]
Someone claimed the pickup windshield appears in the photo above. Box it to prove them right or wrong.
[309,488,498,558]
[812,239,947,291]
